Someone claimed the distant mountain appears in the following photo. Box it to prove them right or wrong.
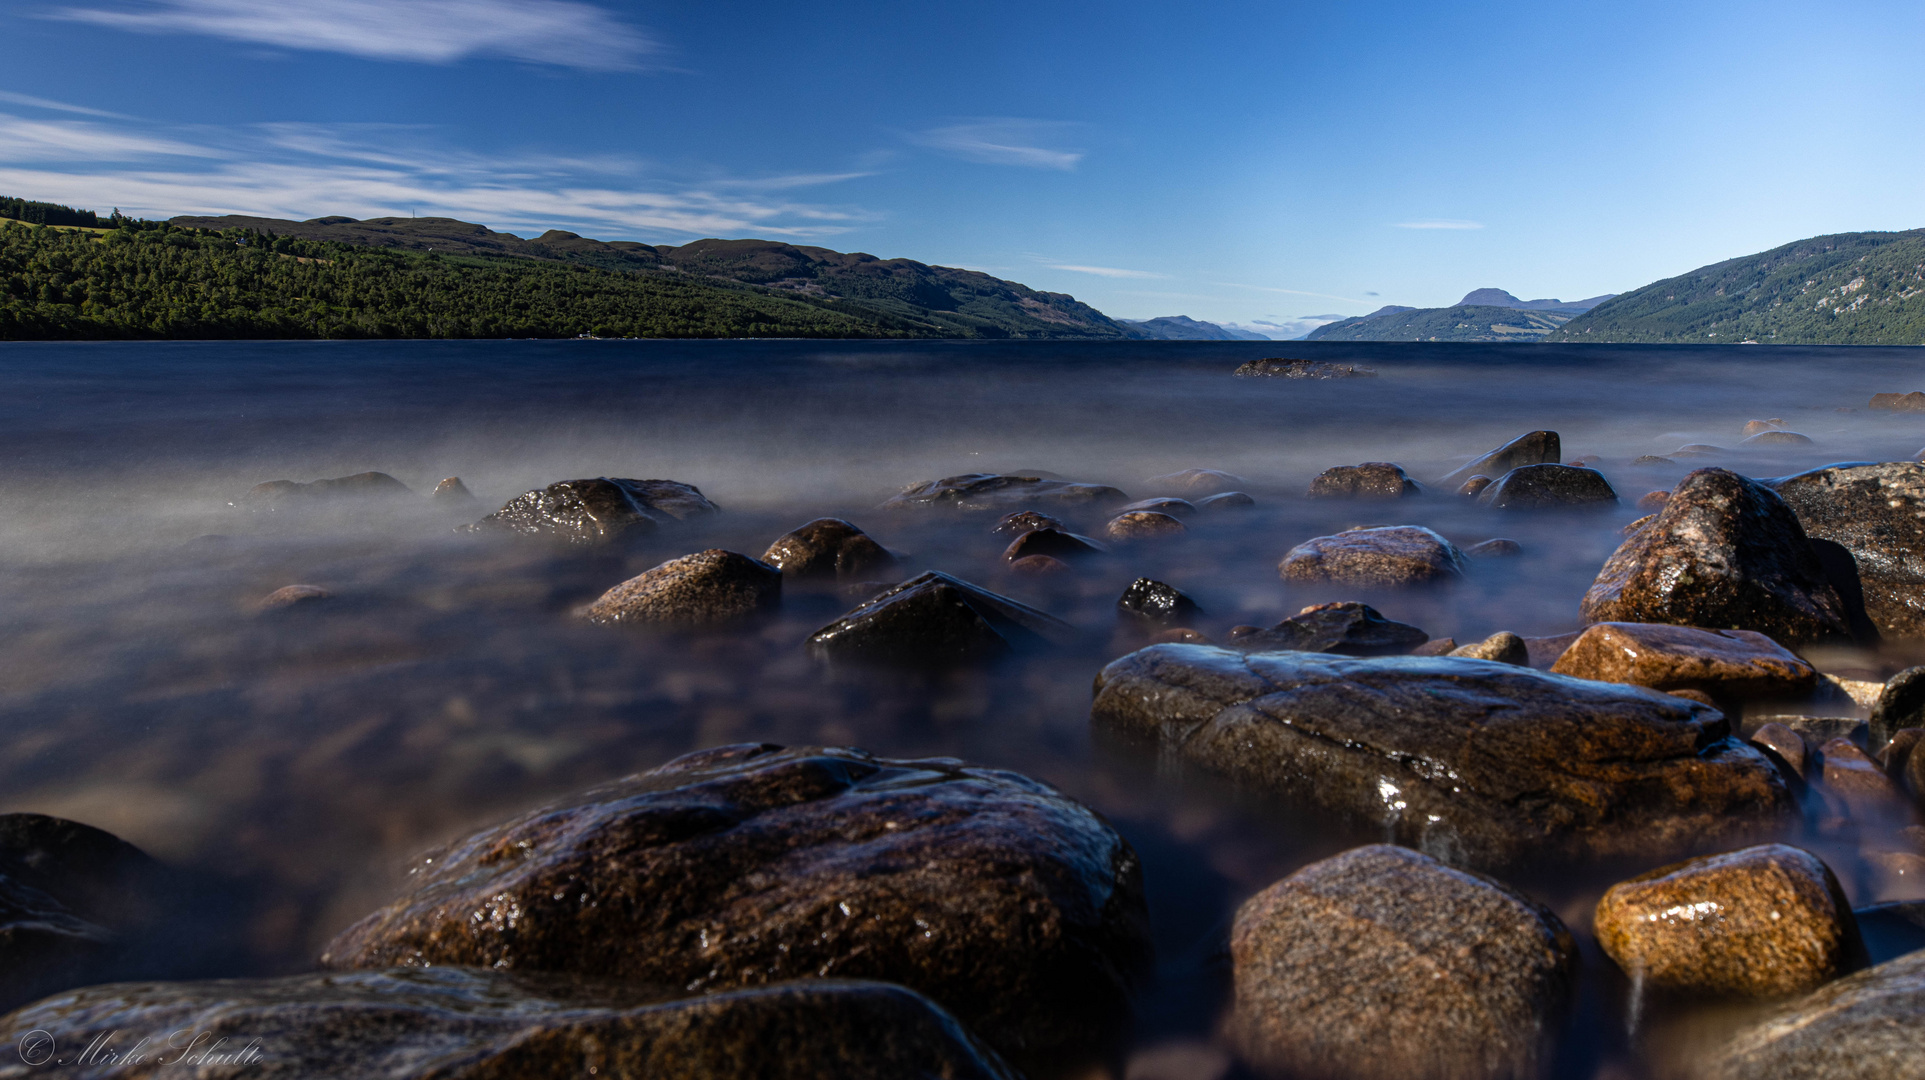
[1457,288,1615,311]
[1358,304,1417,321]
[1119,315,1269,340]
[1547,229,1925,344]
[1305,304,1576,342]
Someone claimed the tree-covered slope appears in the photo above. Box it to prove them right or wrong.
[1305,304,1573,342]
[1547,229,1925,344]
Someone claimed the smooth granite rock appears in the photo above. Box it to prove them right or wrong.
[579,550,781,626]
[0,968,1020,1080]
[1106,511,1187,541]
[1228,844,1576,1080]
[759,519,897,582]
[1465,538,1522,558]
[1750,722,1808,779]
[1002,527,1107,562]
[1146,469,1245,496]
[1594,844,1858,999]
[1224,602,1427,656]
[1819,739,1906,814]
[1194,491,1255,512]
[1549,622,1817,700]
[1279,526,1467,587]
[1746,430,1815,446]
[1580,468,1850,647]
[806,571,1073,665]
[1449,631,1529,665]
[1115,497,1197,519]
[1117,579,1201,627]
[321,744,1150,1069]
[1091,646,1790,867]
[1441,431,1561,486]
[1767,462,1925,639]
[1476,464,1618,509]
[471,478,719,545]
[882,474,1128,512]
[1306,463,1422,499]
[1704,948,1925,1079]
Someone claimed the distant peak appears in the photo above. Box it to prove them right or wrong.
[1458,288,1522,307]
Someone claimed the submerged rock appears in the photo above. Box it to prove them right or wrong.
[1002,527,1106,561]
[1116,496,1197,518]
[1306,462,1422,499]
[471,477,719,545]
[0,968,1021,1080]
[428,476,478,509]
[882,473,1128,512]
[579,550,781,626]
[1634,455,1677,466]
[1228,844,1576,1080]
[1594,844,1858,1000]
[1146,468,1245,496]
[1465,537,1522,558]
[1476,464,1618,509]
[1008,554,1069,575]
[806,571,1072,665]
[1106,511,1187,541]
[760,518,898,582]
[1232,358,1376,379]
[1580,468,1850,647]
[1117,578,1201,627]
[1441,430,1561,486]
[257,584,331,611]
[1226,602,1428,656]
[1449,631,1529,665]
[1869,391,1925,412]
[1279,526,1467,587]
[1090,646,1791,867]
[1549,622,1817,700]
[1745,430,1815,446]
[1766,461,1925,639]
[1870,666,1925,750]
[239,471,414,510]
[1703,948,1925,1079]
[1458,475,1495,497]
[1195,491,1255,511]
[1744,419,1789,436]
[990,510,1067,537]
[321,744,1150,1068]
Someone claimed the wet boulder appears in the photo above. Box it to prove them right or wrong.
[1594,844,1859,1000]
[1279,526,1467,587]
[1703,948,1925,1079]
[0,968,1020,1080]
[1458,475,1495,497]
[806,571,1073,665]
[1106,511,1186,541]
[1549,622,1817,700]
[1091,646,1791,868]
[321,744,1150,1069]
[1766,462,1925,639]
[239,471,414,510]
[990,510,1066,537]
[1819,739,1906,815]
[1003,527,1106,561]
[760,518,897,582]
[471,477,719,545]
[1305,462,1422,499]
[1115,496,1197,518]
[1228,844,1576,1080]
[1195,491,1255,511]
[579,550,781,626]
[881,473,1128,512]
[1476,464,1618,509]
[1441,430,1561,486]
[1226,601,1428,656]
[1449,631,1529,665]
[1117,578,1201,627]
[1870,666,1925,749]
[1580,468,1850,647]
[1750,722,1809,779]
[1146,468,1245,496]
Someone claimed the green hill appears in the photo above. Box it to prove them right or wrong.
[1547,229,1925,344]
[1305,304,1575,342]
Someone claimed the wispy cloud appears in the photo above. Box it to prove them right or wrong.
[1047,263,1161,279]
[50,0,656,70]
[0,113,223,162]
[0,91,131,119]
[1391,219,1484,230]
[1213,281,1370,305]
[911,119,1085,170]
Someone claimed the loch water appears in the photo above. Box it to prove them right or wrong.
[3,337,1925,1077]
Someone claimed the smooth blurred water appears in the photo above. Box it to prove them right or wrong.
[2,337,1924,1078]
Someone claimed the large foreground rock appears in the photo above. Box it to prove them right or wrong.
[1581,468,1849,646]
[1703,948,1925,1079]
[759,518,897,582]
[1229,844,1576,1080]
[578,550,781,626]
[0,968,1018,1080]
[1766,461,1925,638]
[1441,431,1560,486]
[1278,526,1467,587]
[881,473,1128,512]
[1549,622,1817,700]
[321,744,1150,1067]
[1091,646,1790,867]
[471,477,719,545]
[806,571,1072,665]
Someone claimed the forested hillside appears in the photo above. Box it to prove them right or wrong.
[1306,304,1573,342]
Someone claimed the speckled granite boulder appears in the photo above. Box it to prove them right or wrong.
[471,477,719,545]
[0,968,1019,1080]
[1228,844,1576,1080]
[321,744,1149,1068]
[1594,845,1859,999]
[1278,526,1467,587]
[1580,468,1849,646]
[1090,646,1790,868]
[1767,462,1925,638]
[1449,631,1529,665]
[1306,462,1422,499]
[759,519,897,582]
[1225,601,1428,656]
[881,473,1128,512]
[1477,463,1618,509]
[1703,948,1925,1079]
[1106,511,1186,541]
[1550,622,1817,700]
[806,571,1072,665]
[579,550,781,626]
[1441,430,1561,486]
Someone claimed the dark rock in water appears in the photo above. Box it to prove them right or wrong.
[471,477,719,545]
[1745,419,1789,436]
[429,476,477,509]
[1634,455,1677,466]
[1750,722,1808,779]
[1441,431,1560,486]
[1002,527,1106,561]
[1008,554,1069,575]
[1702,948,1925,1079]
[1550,622,1817,701]
[579,550,781,626]
[1091,646,1791,867]
[1478,464,1618,509]
[1465,538,1522,558]
[1870,667,1925,750]
[1457,475,1494,497]
[239,471,414,510]
[1106,510,1187,541]
[1306,462,1422,499]
[882,473,1128,512]
[320,743,1150,1069]
[1819,738,1905,814]
[1115,496,1198,518]
[1226,602,1428,656]
[1581,468,1850,647]
[806,571,1073,665]
[1594,844,1859,1000]
[1674,444,1729,457]
[1117,578,1201,627]
[1766,461,1925,640]
[1279,526,1467,587]
[1146,468,1245,496]
[1745,430,1814,446]
[1869,391,1925,412]
[1228,844,1576,1080]
[257,584,331,611]
[1448,631,1529,665]
[991,510,1067,537]
[1522,630,1583,669]
[1195,491,1255,511]
[760,518,898,582]
[1232,358,1377,379]
[0,968,1021,1080]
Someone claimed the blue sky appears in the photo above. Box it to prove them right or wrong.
[3,0,1922,333]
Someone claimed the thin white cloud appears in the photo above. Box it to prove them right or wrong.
[1392,219,1484,230]
[911,120,1084,170]
[51,0,656,70]
[0,91,131,119]
[1047,264,1161,279]
[1213,281,1369,305]
[0,113,222,162]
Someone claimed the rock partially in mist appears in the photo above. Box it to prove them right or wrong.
[1440,430,1560,486]
[1819,738,1907,816]
[1580,468,1850,647]
[806,571,1073,666]
[1008,554,1070,575]
[1637,489,1672,511]
[1279,526,1467,587]
[1869,391,1925,412]
[0,968,1021,1080]
[1476,464,1618,509]
[1448,631,1529,665]
[238,471,414,510]
[1225,601,1428,656]
[1228,844,1576,1080]
[1306,462,1422,499]
[1231,358,1376,379]
[429,476,478,510]
[1090,646,1791,868]
[469,477,719,545]
[579,550,781,626]
[1871,667,1925,751]
[1745,430,1816,446]
[1002,527,1106,562]
[1146,469,1245,496]
[1633,455,1677,466]
[1674,444,1730,457]
[257,584,332,611]
[1594,844,1859,1000]
[760,518,898,582]
[881,473,1129,513]
[1106,511,1186,541]
[320,743,1150,1071]
[1116,496,1197,519]
[1458,475,1495,497]
[991,510,1066,537]
[1549,622,1817,700]
[1195,491,1255,512]
[1744,419,1789,436]
[1767,462,1925,641]
[1465,537,1522,558]
[1116,578,1201,627]
[1702,948,1925,1079]
[1750,722,1808,779]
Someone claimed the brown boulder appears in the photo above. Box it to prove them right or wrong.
[1871,666,1925,750]
[471,477,718,545]
[1637,489,1671,511]
[1106,511,1186,541]
[429,476,478,508]
[239,471,415,510]
[1232,358,1376,379]
[990,510,1066,537]
[1477,464,1618,509]
[1549,622,1817,700]
[882,473,1128,512]
[1305,462,1422,499]
[1820,738,1907,815]
[1766,462,1925,639]
[1869,391,1925,412]
[1703,949,1925,1079]
[257,584,331,611]
[1465,537,1522,558]
[1448,631,1529,665]
[1458,475,1495,497]
[1441,430,1561,486]
[760,519,897,582]
[1008,554,1069,575]
[1228,844,1576,1080]
[1279,526,1467,587]
[1745,430,1814,446]
[1146,468,1245,496]
[1594,844,1858,1000]
[1743,419,1787,436]
[1750,722,1808,779]
[1195,491,1256,511]
[579,550,781,626]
